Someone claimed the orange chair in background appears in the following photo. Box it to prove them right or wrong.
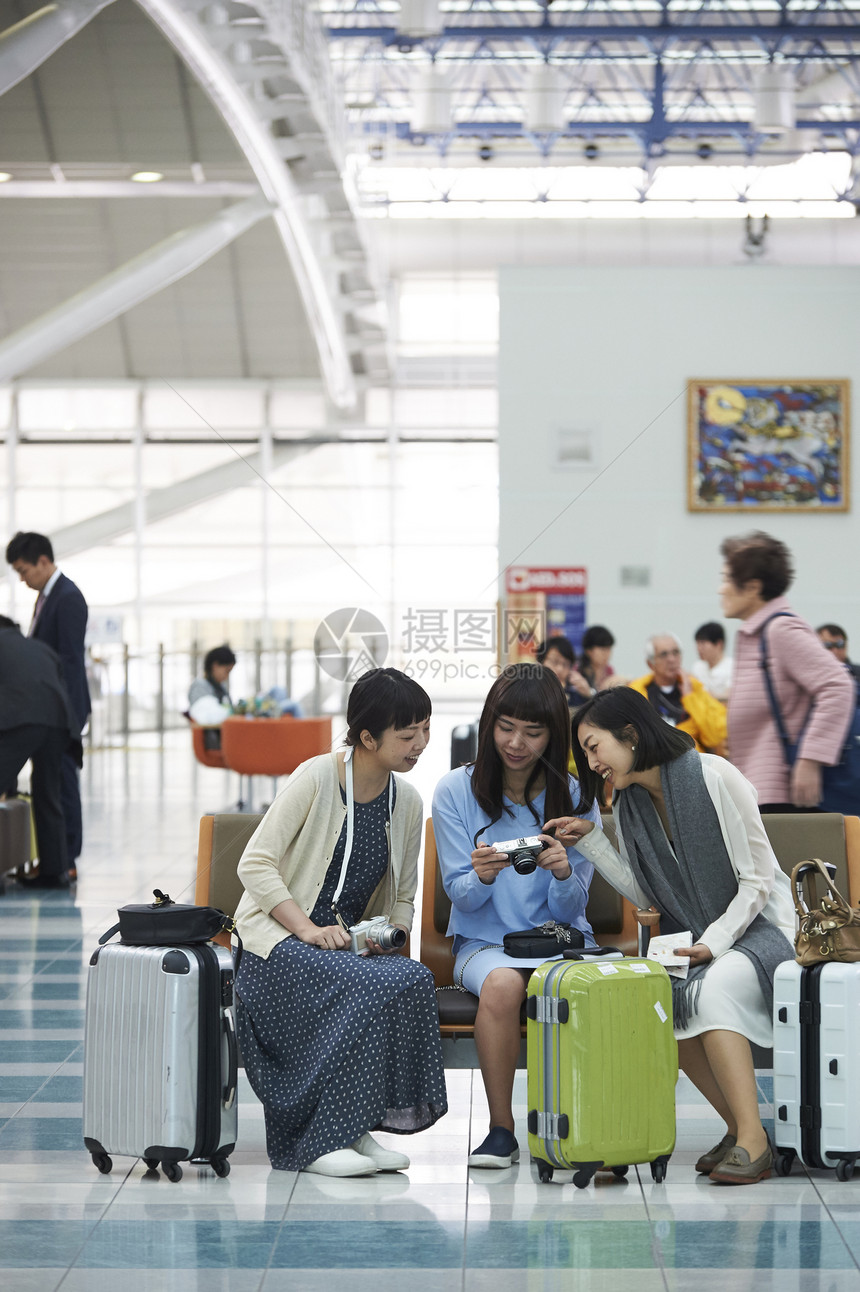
[220,715,333,809]
[190,724,228,770]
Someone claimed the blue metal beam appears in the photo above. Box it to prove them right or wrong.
[390,117,860,142]
[328,21,860,51]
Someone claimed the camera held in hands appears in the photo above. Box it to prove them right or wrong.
[493,835,550,876]
[349,916,407,955]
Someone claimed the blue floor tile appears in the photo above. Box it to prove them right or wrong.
[31,1076,83,1103]
[0,1011,84,1030]
[73,1220,282,1269]
[0,1041,82,1063]
[0,1118,83,1150]
[271,1220,465,1268]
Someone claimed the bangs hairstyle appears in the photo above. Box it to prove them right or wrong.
[470,662,582,838]
[571,687,694,812]
[345,667,431,746]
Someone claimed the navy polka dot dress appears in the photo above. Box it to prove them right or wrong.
[235,782,448,1171]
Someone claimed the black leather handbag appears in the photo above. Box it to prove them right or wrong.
[503,921,584,958]
[99,889,240,963]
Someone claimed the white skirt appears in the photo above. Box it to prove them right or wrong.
[676,949,772,1047]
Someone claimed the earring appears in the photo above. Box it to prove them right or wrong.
[631,744,637,752]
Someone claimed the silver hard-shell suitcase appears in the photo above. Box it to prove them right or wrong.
[83,940,238,1181]
[773,958,860,1181]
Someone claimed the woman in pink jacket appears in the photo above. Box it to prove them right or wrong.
[720,531,853,811]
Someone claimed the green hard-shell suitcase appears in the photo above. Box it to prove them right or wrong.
[527,957,678,1186]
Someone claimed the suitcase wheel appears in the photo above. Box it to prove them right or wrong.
[536,1160,554,1183]
[91,1152,112,1175]
[211,1157,231,1178]
[163,1162,183,1183]
[650,1160,667,1184]
[773,1149,794,1178]
[612,1165,629,1180]
[573,1168,595,1189]
[836,1159,856,1183]
[142,1157,159,1173]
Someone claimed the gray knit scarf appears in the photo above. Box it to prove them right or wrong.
[615,748,793,1029]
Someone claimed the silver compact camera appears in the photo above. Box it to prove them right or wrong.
[349,916,407,955]
[493,835,549,876]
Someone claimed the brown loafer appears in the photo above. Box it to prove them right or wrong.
[695,1134,737,1174]
[710,1143,773,1185]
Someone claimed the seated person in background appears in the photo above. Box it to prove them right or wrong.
[432,664,600,1170]
[234,667,446,1177]
[536,635,591,705]
[549,687,795,1186]
[692,622,733,702]
[579,624,627,691]
[188,645,236,727]
[816,623,860,686]
[631,633,727,755]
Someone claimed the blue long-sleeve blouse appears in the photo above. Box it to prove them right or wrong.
[431,766,602,951]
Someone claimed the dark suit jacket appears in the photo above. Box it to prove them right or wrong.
[0,628,82,763]
[31,572,91,726]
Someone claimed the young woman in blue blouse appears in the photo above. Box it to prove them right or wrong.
[432,663,601,1168]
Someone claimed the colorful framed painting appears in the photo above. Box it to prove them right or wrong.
[688,379,850,512]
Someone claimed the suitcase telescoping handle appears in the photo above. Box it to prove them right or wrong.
[223,1007,239,1110]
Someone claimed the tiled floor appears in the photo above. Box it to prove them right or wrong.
[2,727,860,1291]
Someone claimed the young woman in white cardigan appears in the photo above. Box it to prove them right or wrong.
[234,668,447,1178]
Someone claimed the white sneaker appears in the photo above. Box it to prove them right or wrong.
[303,1148,378,1178]
[351,1131,410,1172]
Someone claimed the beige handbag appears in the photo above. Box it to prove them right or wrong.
[791,859,860,967]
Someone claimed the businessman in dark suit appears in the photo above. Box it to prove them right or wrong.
[0,616,82,888]
[5,532,90,879]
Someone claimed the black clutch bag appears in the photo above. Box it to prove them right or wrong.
[503,921,585,958]
[99,889,239,957]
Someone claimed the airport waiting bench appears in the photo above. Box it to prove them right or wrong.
[195,809,860,1067]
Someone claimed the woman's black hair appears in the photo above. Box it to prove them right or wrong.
[571,687,694,812]
[204,644,236,678]
[581,625,615,655]
[536,635,576,665]
[345,667,431,747]
[470,662,582,842]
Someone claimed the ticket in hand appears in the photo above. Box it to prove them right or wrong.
[647,931,693,979]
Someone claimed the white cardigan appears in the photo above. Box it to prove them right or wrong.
[234,751,424,960]
[575,754,796,960]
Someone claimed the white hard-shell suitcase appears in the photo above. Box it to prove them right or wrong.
[772,958,860,1181]
[83,940,238,1181]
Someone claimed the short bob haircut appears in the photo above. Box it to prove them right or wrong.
[571,687,694,812]
[536,635,576,665]
[470,662,582,837]
[6,531,53,566]
[345,667,431,747]
[204,644,237,677]
[720,531,793,602]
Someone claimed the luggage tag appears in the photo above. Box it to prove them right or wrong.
[647,931,692,979]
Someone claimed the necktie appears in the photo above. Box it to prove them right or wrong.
[28,592,45,637]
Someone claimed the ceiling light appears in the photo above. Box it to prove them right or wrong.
[524,64,567,134]
[0,172,12,183]
[131,171,164,183]
[753,66,795,134]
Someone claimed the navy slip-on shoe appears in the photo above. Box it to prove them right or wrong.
[468,1127,520,1169]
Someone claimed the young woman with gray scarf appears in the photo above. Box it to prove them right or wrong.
[545,687,795,1186]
